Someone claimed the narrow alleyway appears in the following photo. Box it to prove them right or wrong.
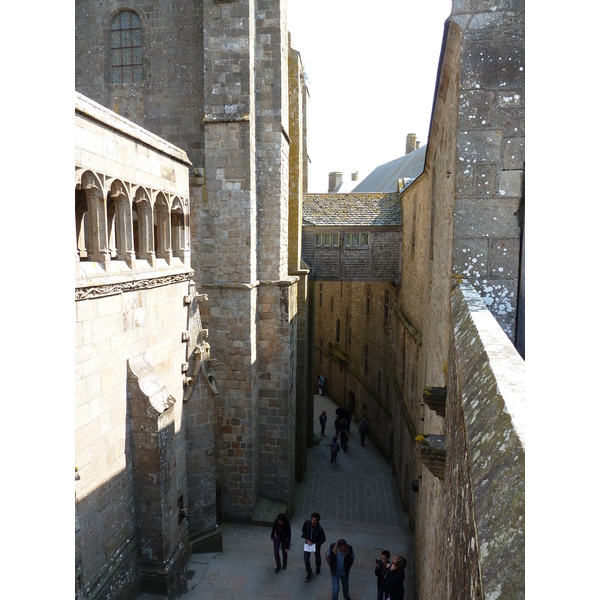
[143,394,414,600]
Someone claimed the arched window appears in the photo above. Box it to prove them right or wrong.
[110,11,142,83]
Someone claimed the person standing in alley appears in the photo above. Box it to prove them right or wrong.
[358,417,369,447]
[375,550,391,600]
[384,555,407,600]
[319,374,327,396]
[301,512,327,582]
[325,538,355,600]
[270,513,291,574]
[319,410,328,435]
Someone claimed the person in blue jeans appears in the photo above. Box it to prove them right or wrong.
[325,538,355,600]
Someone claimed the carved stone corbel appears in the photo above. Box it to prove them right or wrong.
[415,434,446,480]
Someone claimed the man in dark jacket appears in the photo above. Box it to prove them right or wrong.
[325,538,355,600]
[301,512,327,582]
[270,513,291,573]
[358,417,369,447]
[375,550,391,600]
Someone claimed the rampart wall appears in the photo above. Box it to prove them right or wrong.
[441,281,525,598]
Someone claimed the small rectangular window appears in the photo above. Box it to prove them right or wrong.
[353,233,360,246]
[324,233,331,246]
[344,233,351,246]
[361,233,369,246]
[315,233,322,246]
[332,233,339,246]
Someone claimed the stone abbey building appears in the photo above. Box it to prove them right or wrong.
[75,1,524,599]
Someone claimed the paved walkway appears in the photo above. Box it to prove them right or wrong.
[142,394,414,600]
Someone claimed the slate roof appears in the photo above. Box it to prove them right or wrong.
[352,144,427,193]
[302,192,402,227]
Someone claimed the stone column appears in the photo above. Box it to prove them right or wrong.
[200,0,260,522]
[254,0,299,509]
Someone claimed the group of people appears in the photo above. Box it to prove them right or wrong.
[375,550,407,600]
[270,511,356,600]
[320,406,370,465]
[270,511,406,600]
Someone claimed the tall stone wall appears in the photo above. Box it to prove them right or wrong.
[75,93,218,598]
[451,0,525,343]
[75,0,205,168]
[396,19,463,596]
[306,3,525,596]
[76,0,307,528]
[75,278,193,599]
[288,42,311,479]
[312,280,400,437]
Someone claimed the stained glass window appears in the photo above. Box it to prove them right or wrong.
[110,11,142,83]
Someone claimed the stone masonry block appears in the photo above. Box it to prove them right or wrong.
[460,41,524,90]
[489,238,521,279]
[457,129,502,167]
[473,163,497,198]
[457,89,494,130]
[502,137,525,170]
[498,169,523,198]
[454,198,520,238]
[453,238,489,280]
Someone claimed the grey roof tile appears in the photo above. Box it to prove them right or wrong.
[302,192,402,227]
[352,144,427,192]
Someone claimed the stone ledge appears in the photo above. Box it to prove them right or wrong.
[422,386,446,417]
[415,434,446,480]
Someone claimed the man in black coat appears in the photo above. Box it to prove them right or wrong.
[325,538,355,600]
[301,512,327,582]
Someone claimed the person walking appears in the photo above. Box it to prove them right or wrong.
[330,436,340,466]
[375,550,391,600]
[358,417,369,447]
[319,410,328,435]
[340,426,349,453]
[270,513,291,573]
[384,555,407,600]
[325,538,355,600]
[301,512,327,582]
[319,374,327,396]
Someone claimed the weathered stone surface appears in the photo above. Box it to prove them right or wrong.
[447,281,524,599]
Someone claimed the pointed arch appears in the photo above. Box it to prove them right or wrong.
[154,192,172,263]
[171,196,187,262]
[133,187,154,265]
[109,179,135,267]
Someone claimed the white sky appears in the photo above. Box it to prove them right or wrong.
[287,0,453,192]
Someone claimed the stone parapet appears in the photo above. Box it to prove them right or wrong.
[444,280,524,599]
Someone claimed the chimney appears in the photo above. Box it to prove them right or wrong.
[328,171,343,192]
[406,133,417,155]
[415,141,420,149]
[351,172,358,181]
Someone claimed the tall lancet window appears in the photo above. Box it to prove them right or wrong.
[110,11,142,83]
